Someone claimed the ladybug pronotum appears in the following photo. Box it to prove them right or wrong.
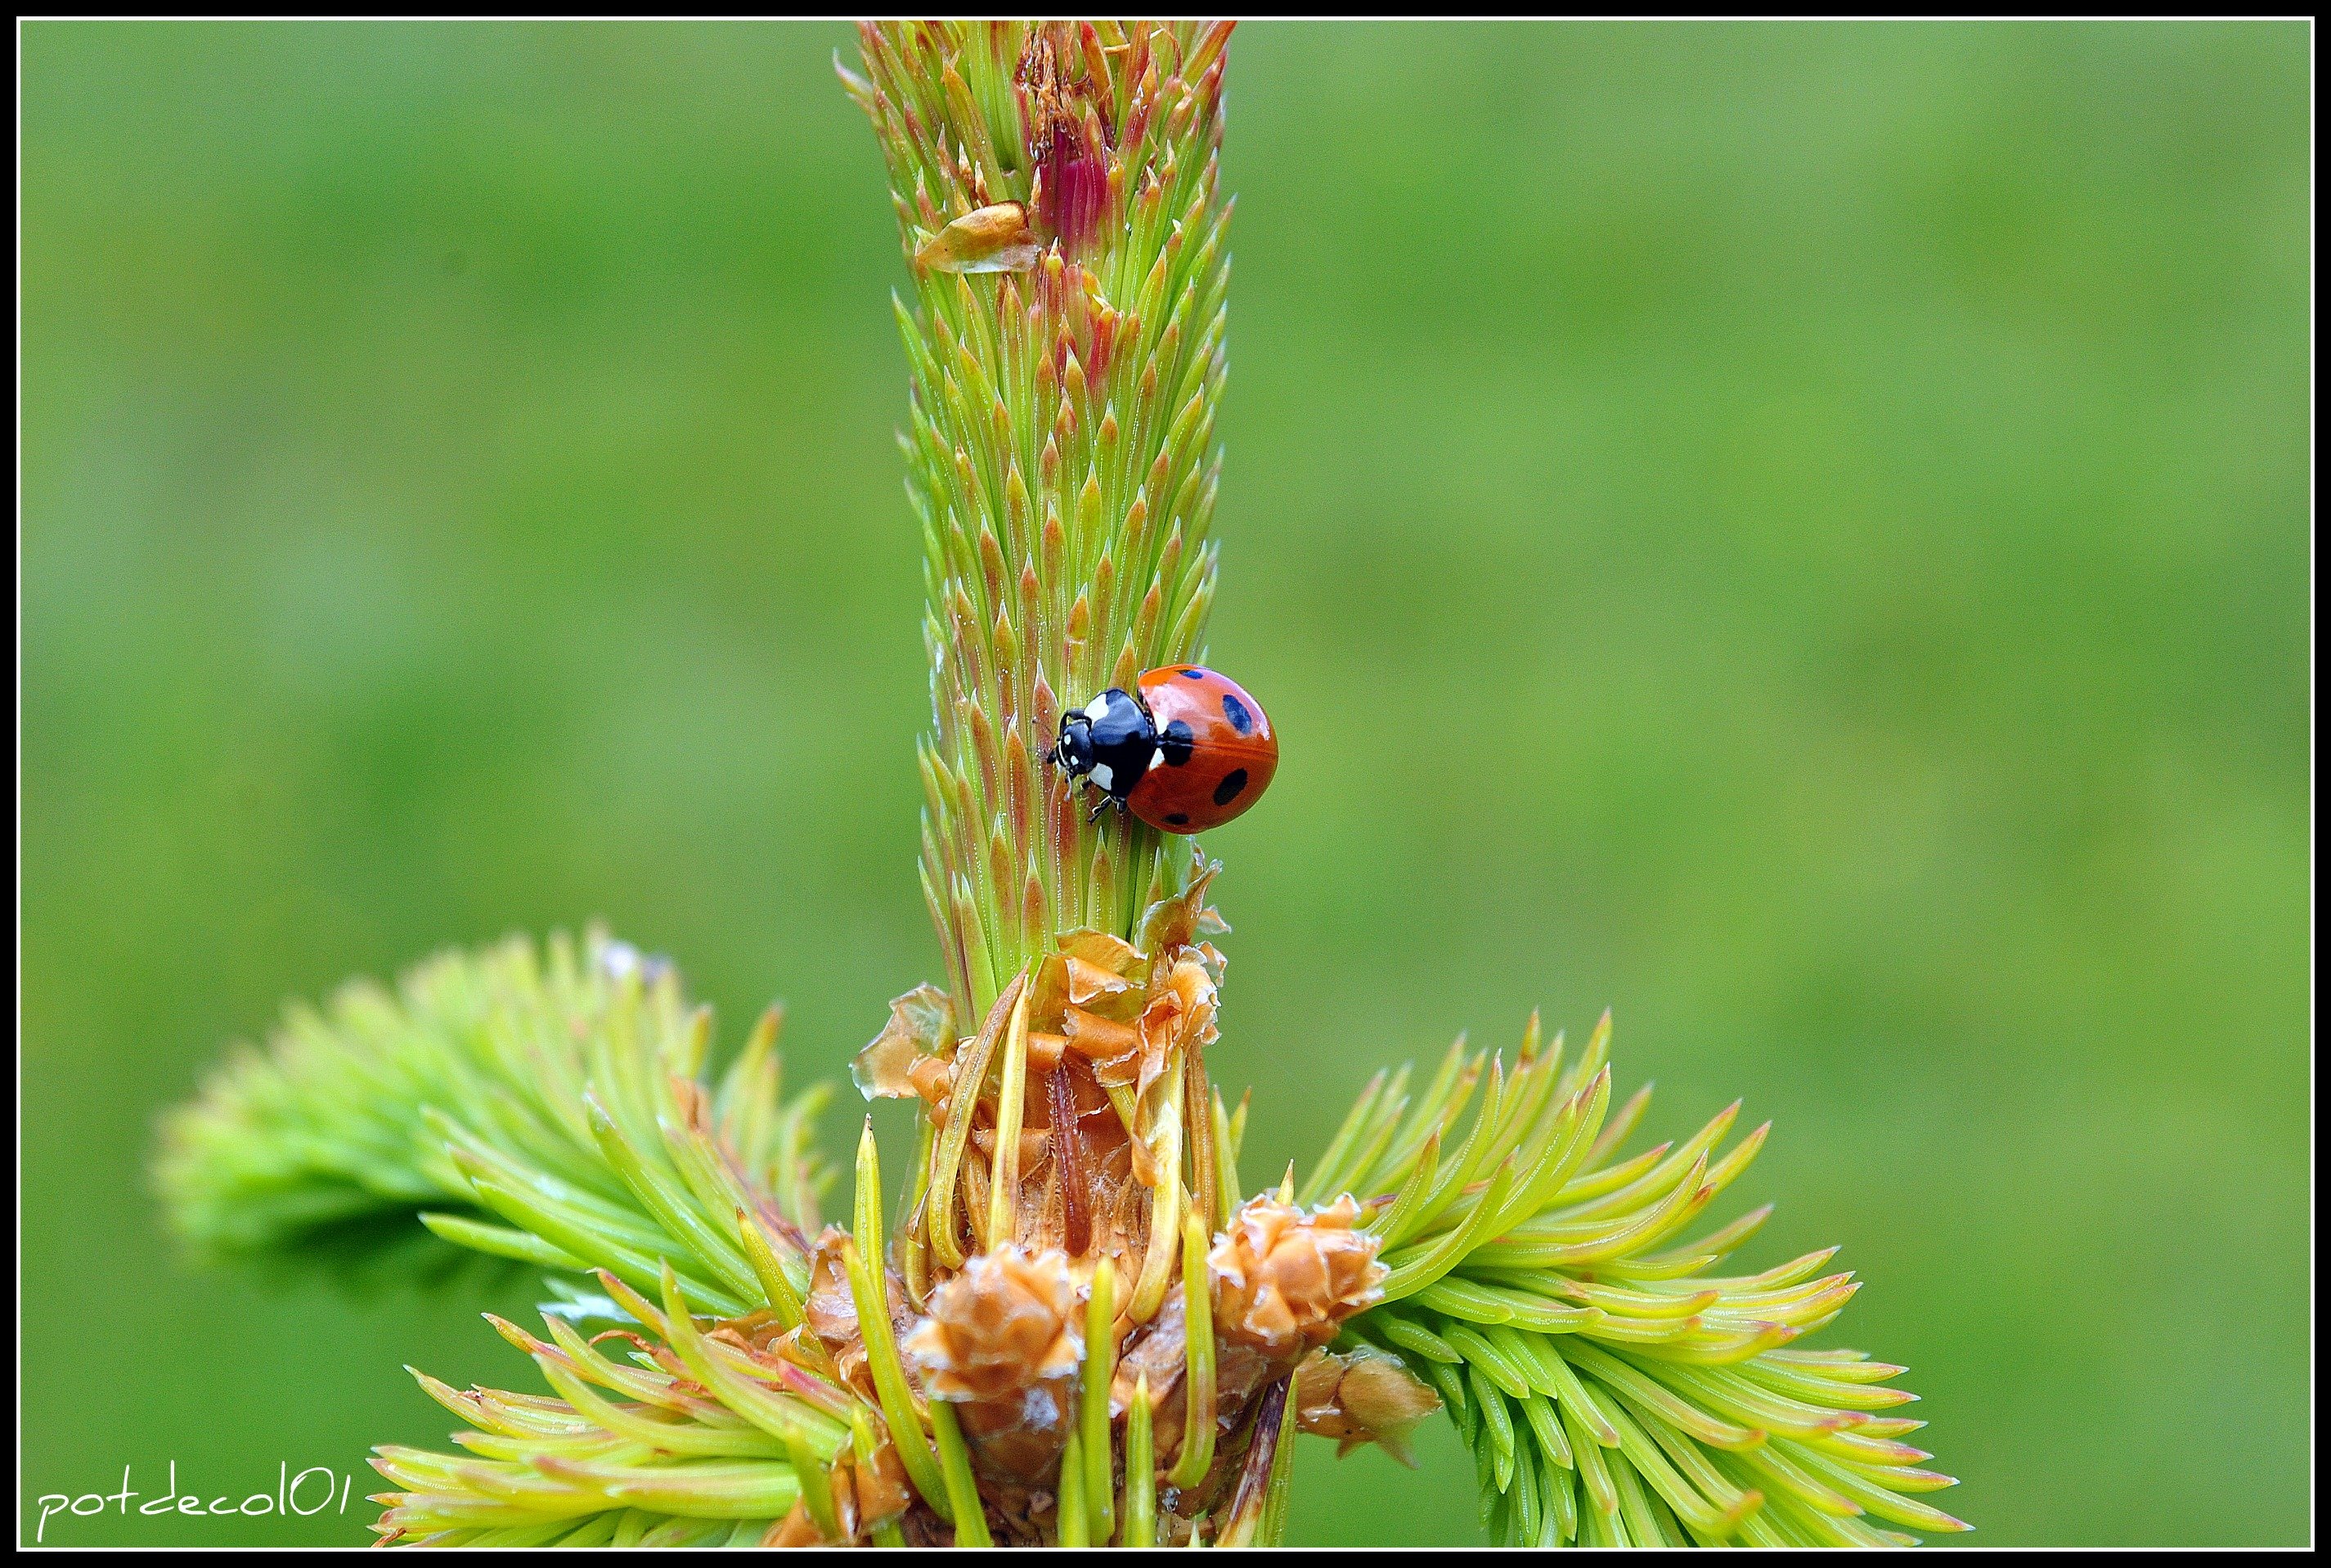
[1049,665,1279,833]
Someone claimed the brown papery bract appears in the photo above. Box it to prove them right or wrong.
[905,1244,1083,1404]
[1210,1193,1389,1363]
[1293,1345,1442,1467]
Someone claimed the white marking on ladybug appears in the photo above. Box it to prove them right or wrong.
[1085,695,1112,721]
[1090,762,1115,792]
[1150,746,1166,771]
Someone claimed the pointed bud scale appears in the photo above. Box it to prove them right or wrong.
[1040,502,1064,582]
[1078,474,1105,541]
[939,64,993,175]
[1091,305,1119,381]
[1152,541,1187,627]
[965,699,997,793]
[1017,561,1042,631]
[946,632,982,720]
[989,393,1012,461]
[1123,65,1157,153]
[1138,248,1172,323]
[1004,461,1031,539]
[1088,834,1116,922]
[921,819,954,910]
[918,746,954,833]
[1022,866,1049,948]
[1166,89,1197,144]
[1165,578,1213,657]
[1131,580,1162,654]
[1077,21,1112,100]
[977,524,1008,606]
[990,607,1016,680]
[1184,19,1234,83]
[1165,389,1206,476]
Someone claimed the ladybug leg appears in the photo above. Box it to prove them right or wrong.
[1086,793,1112,824]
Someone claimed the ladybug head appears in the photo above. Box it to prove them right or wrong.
[1053,712,1096,775]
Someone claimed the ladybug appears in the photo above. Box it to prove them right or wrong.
[1049,664,1278,833]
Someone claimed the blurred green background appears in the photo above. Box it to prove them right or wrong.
[20,19,2309,1548]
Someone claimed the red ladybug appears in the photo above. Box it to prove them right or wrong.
[1049,665,1278,833]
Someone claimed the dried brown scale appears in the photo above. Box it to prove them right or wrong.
[1109,1280,1273,1498]
[1210,1193,1390,1364]
[905,1246,1084,1485]
[803,1226,877,1399]
[1292,1345,1443,1466]
[887,866,1230,1297]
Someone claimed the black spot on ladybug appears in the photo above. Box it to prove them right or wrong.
[1220,693,1254,735]
[1161,720,1196,765]
[1179,667,1209,680]
[1165,811,1191,826]
[1212,768,1247,806]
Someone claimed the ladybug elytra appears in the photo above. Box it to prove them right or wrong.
[1049,665,1278,833]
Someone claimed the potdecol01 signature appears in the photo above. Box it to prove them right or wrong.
[33,1462,355,1543]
